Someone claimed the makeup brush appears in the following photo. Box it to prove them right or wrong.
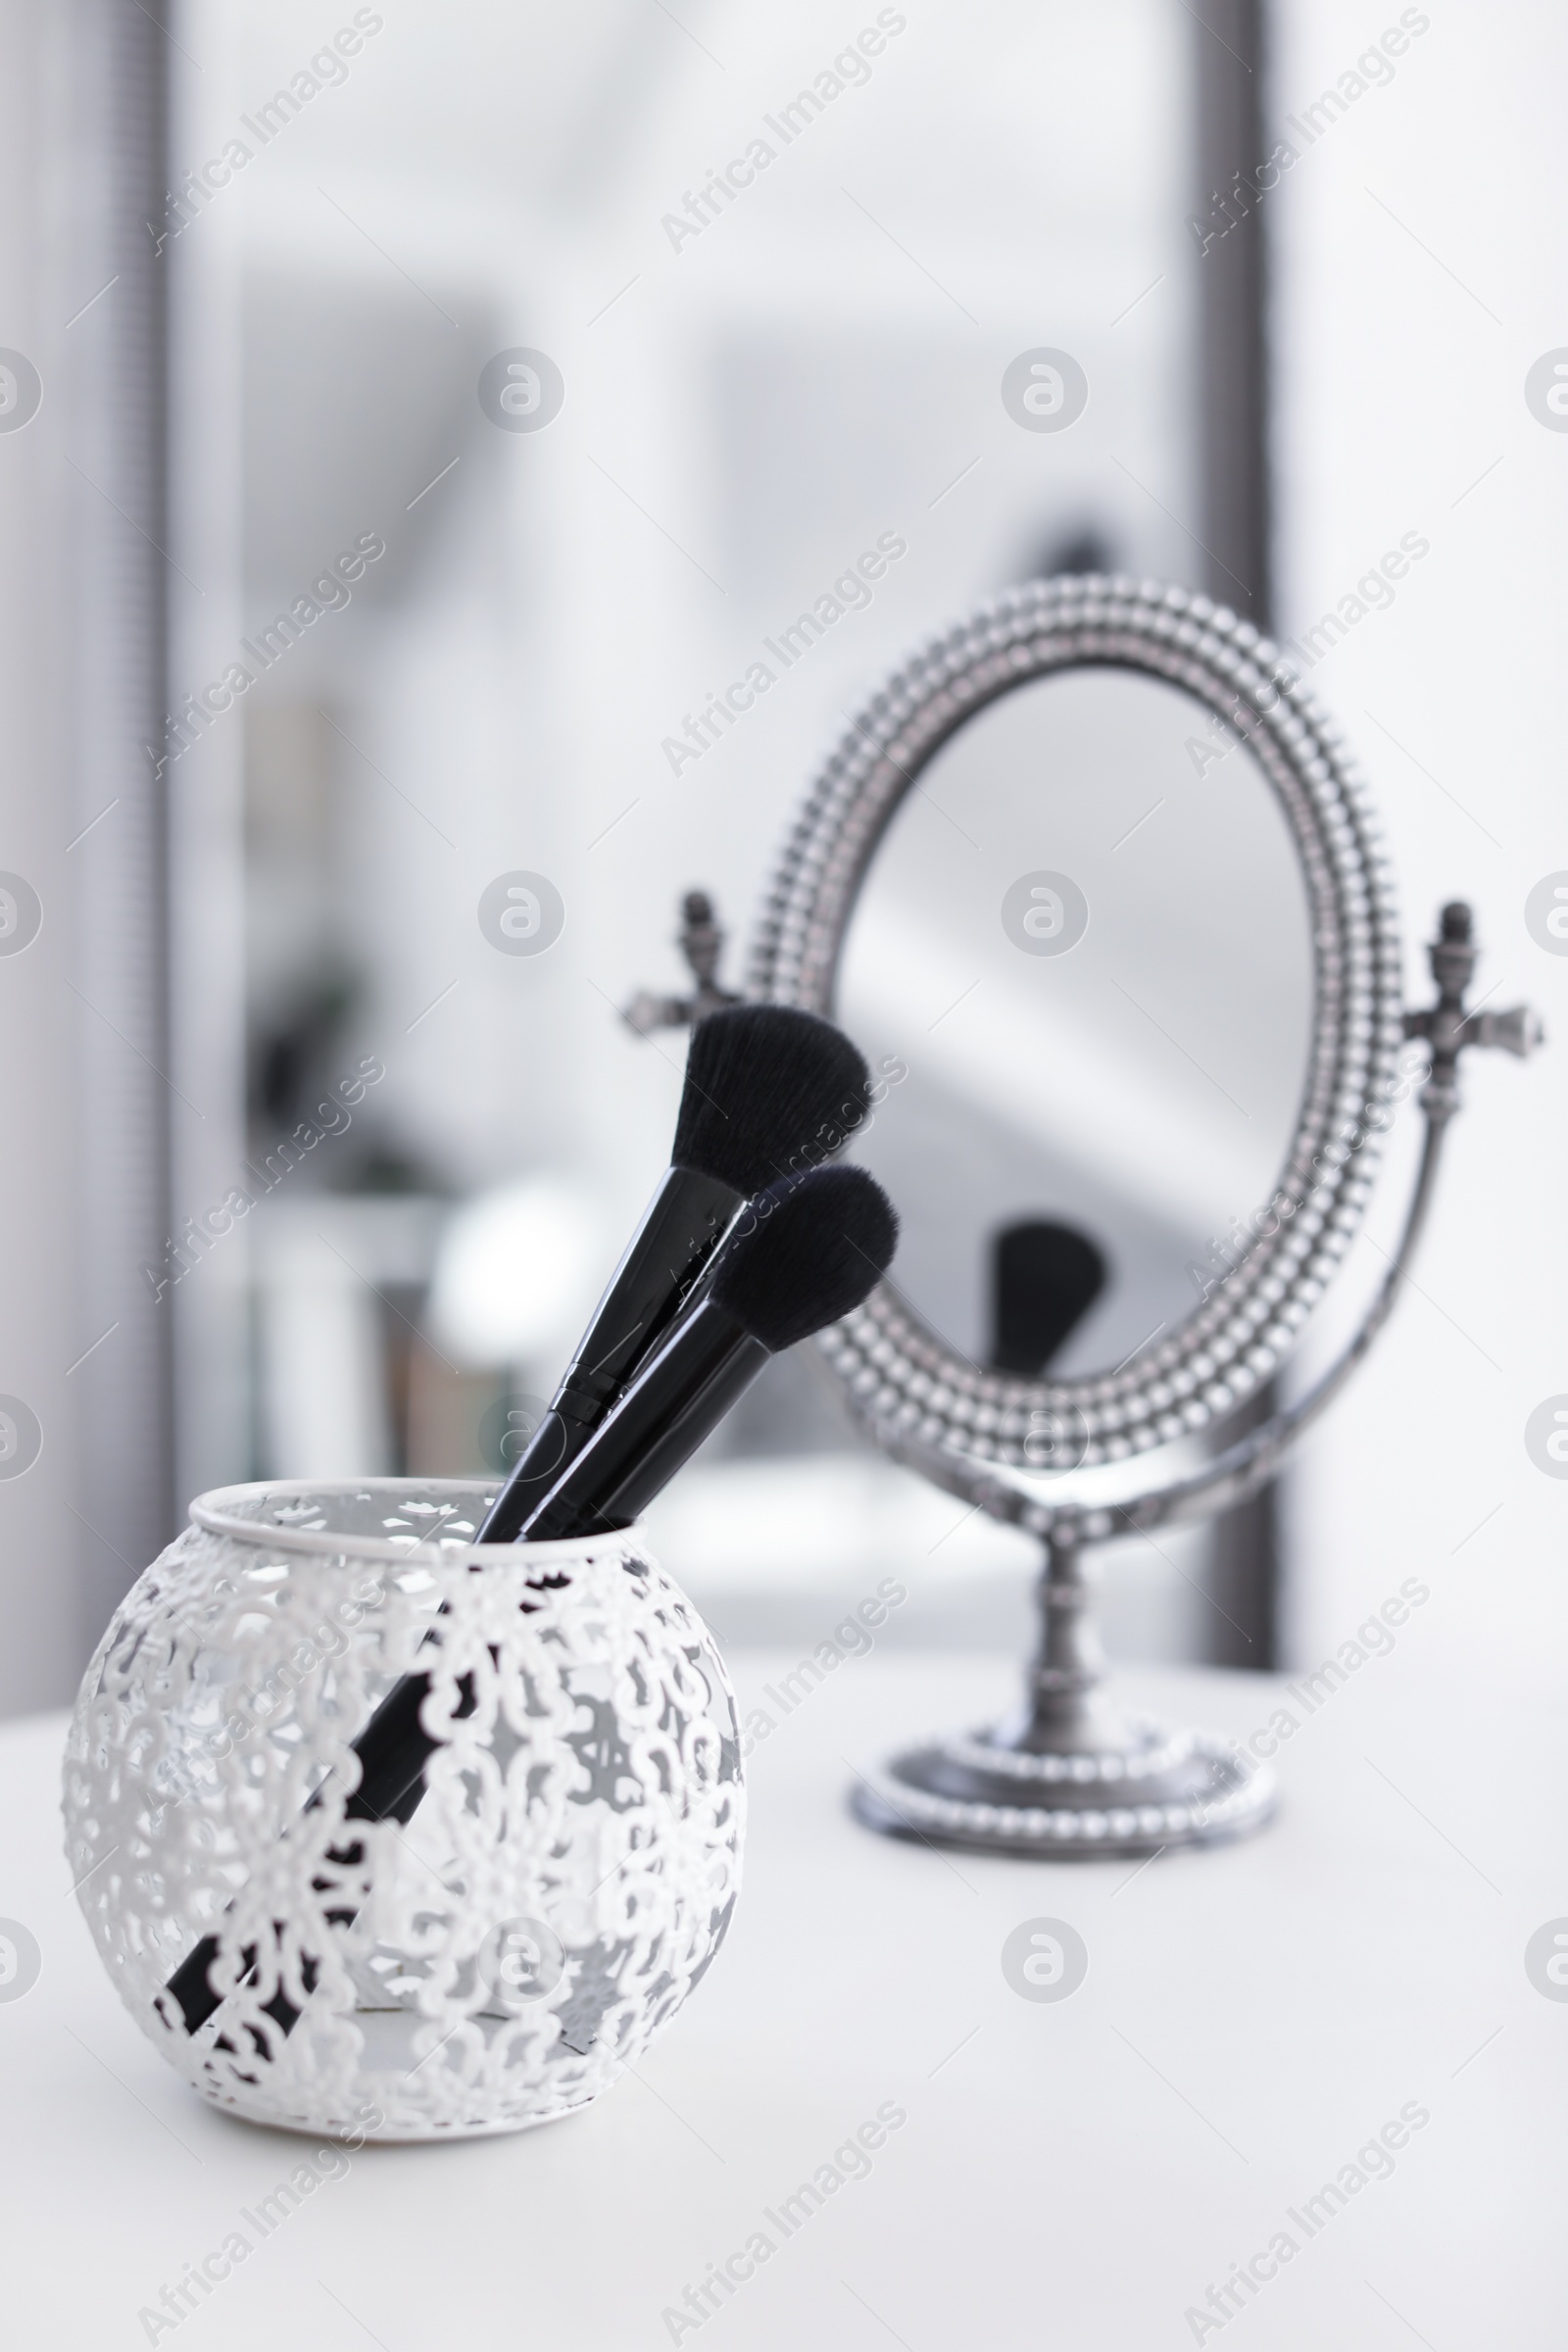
[479,1004,872,1538]
[163,1163,897,2040]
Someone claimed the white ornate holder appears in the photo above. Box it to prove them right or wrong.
[63,1481,744,2142]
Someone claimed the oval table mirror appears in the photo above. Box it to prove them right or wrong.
[751,576,1541,1860]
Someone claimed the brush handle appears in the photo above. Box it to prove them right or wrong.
[521,1299,769,1541]
[479,1163,743,1542]
[163,1673,469,2035]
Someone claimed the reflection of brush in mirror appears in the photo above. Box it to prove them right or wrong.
[989,1219,1107,1377]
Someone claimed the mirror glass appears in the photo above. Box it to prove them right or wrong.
[836,667,1314,1386]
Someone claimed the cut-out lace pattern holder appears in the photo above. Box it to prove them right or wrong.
[62,1482,745,2142]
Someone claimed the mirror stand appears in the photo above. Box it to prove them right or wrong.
[852,1527,1279,1857]
[851,903,1541,1861]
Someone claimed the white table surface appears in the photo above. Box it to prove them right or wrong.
[3,1644,1563,2349]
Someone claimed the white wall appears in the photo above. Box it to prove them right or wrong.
[0,2,86,1714]
[1271,0,1568,1673]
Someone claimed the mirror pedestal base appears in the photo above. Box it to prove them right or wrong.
[851,1533,1276,1858]
[850,1722,1275,1859]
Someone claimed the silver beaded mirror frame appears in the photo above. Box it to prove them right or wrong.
[754,577,1405,1477]
[751,575,1541,1860]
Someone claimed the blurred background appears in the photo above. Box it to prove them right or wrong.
[1,0,1562,1718]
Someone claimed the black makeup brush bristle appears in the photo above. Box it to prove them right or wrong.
[712,1165,898,1353]
[672,1004,871,1197]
